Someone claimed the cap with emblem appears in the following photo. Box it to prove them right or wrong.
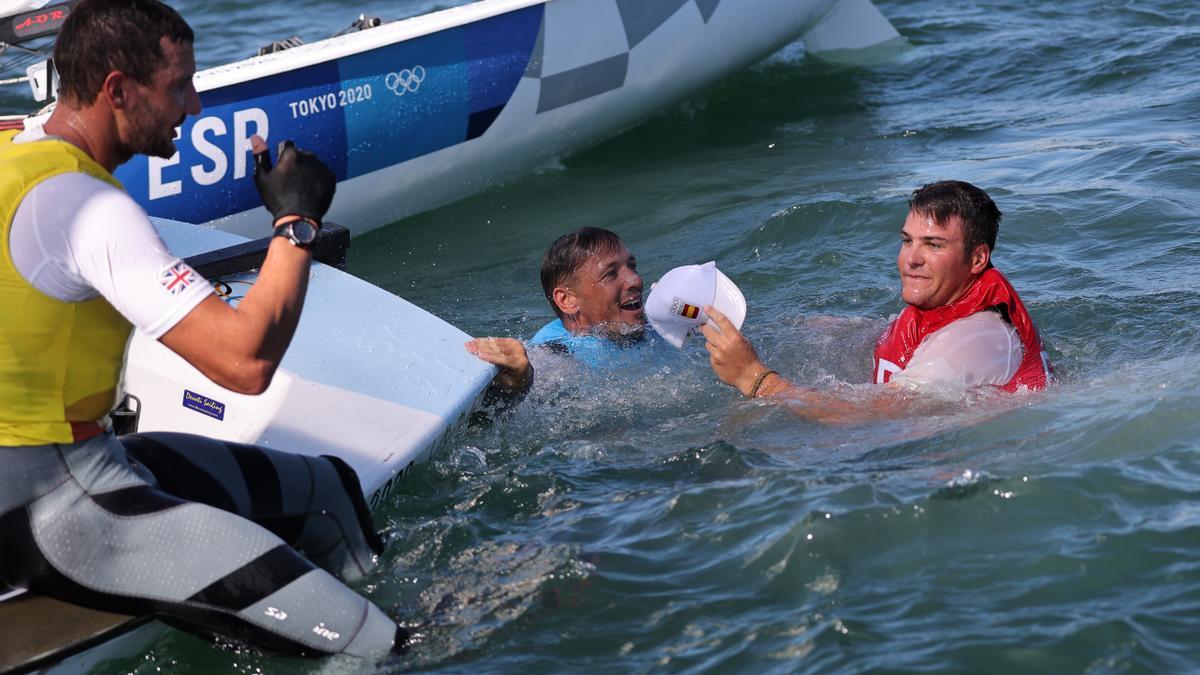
[645,261,746,349]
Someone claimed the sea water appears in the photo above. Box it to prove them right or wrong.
[5,0,1200,672]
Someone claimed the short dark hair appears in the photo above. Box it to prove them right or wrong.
[908,180,1002,258]
[540,227,626,318]
[54,0,194,105]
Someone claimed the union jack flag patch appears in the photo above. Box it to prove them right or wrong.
[160,261,196,295]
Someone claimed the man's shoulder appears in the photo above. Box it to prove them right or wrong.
[31,170,127,199]
[936,310,1017,340]
[530,319,569,345]
[528,319,633,366]
[897,311,1023,388]
[23,172,144,241]
[10,125,124,193]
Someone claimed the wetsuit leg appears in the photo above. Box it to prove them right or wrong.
[0,435,397,658]
[119,432,384,582]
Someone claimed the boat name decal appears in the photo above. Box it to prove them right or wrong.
[385,66,425,96]
[116,4,546,223]
[288,84,373,119]
[148,107,269,200]
[11,5,72,40]
[182,389,226,421]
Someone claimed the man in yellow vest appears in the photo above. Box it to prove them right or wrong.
[0,0,401,659]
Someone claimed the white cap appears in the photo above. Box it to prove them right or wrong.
[645,261,746,349]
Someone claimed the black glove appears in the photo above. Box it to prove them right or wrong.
[253,139,336,224]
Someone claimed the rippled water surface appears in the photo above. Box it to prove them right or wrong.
[7,0,1200,672]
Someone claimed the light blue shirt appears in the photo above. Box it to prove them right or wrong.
[530,319,664,368]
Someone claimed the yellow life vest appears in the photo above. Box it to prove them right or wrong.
[0,129,133,445]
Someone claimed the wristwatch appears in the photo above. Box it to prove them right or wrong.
[273,217,320,249]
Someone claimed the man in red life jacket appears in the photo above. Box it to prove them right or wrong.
[702,180,1051,421]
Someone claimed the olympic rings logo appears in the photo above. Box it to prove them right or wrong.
[213,279,250,306]
[385,66,426,96]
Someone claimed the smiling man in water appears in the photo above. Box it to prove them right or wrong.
[702,180,1052,421]
[467,226,647,380]
[531,226,647,347]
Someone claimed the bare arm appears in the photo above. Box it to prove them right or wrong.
[159,135,334,394]
[701,306,913,424]
[159,237,310,394]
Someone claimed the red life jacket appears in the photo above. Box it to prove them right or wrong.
[873,268,1051,392]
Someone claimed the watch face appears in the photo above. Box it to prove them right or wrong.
[290,219,319,245]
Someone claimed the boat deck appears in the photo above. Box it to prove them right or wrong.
[0,593,144,673]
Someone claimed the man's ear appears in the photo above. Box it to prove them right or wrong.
[101,71,128,109]
[969,243,991,274]
[552,286,578,317]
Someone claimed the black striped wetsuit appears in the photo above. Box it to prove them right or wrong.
[0,432,401,657]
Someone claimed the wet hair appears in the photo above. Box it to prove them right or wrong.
[53,0,194,105]
[908,180,1002,259]
[540,227,627,318]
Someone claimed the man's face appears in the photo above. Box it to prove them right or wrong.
[897,210,987,310]
[564,243,645,336]
[120,37,200,159]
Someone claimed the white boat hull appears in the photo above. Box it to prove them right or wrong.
[123,219,494,504]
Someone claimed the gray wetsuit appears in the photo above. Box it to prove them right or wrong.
[0,432,400,658]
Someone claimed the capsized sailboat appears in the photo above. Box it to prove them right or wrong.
[4,0,902,237]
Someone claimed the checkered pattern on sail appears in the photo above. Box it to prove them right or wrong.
[524,0,725,114]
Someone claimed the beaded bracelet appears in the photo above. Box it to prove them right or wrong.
[748,369,778,398]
